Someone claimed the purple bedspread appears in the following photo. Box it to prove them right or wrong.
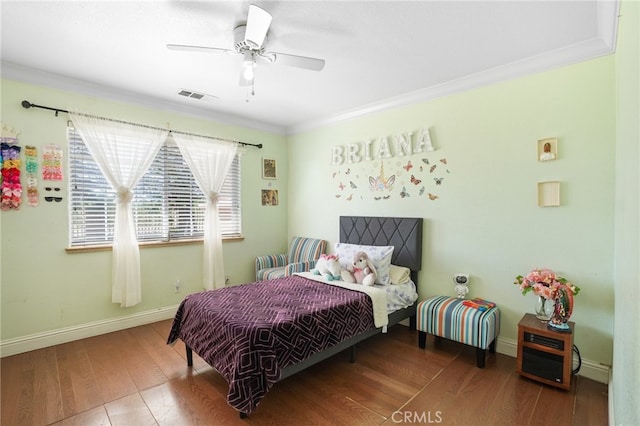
[167,275,375,414]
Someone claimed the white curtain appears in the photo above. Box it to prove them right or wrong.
[69,112,168,307]
[172,133,238,290]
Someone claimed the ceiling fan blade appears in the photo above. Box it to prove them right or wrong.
[244,5,272,49]
[270,52,325,71]
[166,44,235,55]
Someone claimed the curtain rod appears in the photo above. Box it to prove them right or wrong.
[20,100,263,149]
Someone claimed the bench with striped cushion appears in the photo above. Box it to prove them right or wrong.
[417,296,500,368]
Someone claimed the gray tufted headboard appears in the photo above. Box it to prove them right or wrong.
[339,216,423,273]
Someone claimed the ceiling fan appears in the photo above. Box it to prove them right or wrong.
[167,4,325,94]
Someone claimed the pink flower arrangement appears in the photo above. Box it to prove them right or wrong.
[514,268,580,299]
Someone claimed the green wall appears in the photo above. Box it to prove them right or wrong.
[0,79,288,340]
[0,53,618,370]
[288,56,616,366]
[612,1,640,424]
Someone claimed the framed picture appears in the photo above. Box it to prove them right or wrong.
[262,158,277,179]
[261,189,279,206]
[537,181,561,207]
[538,137,558,162]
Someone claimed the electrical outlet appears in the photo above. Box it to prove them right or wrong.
[174,279,181,293]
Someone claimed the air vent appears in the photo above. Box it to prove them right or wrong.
[178,89,203,99]
[177,89,219,101]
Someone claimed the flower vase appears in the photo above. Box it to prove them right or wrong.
[548,286,574,332]
[534,295,553,321]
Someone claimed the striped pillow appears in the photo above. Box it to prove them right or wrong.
[287,237,326,263]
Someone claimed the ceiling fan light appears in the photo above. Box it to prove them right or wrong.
[242,51,256,80]
[242,62,255,80]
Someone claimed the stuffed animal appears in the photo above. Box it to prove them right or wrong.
[311,254,342,281]
[341,251,377,286]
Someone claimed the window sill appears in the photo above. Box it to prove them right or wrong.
[65,235,244,253]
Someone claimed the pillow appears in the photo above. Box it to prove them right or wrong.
[389,264,411,285]
[335,243,394,285]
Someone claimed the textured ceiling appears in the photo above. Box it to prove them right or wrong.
[1,1,618,134]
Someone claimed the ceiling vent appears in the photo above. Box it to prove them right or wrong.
[177,89,218,100]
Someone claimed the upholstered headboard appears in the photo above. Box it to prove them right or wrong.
[339,216,423,272]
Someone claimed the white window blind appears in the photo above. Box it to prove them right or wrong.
[68,127,242,247]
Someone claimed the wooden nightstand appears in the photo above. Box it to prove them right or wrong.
[516,313,574,390]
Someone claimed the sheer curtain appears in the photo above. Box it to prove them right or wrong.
[172,134,238,290]
[69,113,168,307]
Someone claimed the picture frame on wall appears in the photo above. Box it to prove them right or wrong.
[538,137,558,161]
[262,158,277,179]
[261,189,279,206]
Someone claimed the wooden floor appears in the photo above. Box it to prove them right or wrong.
[1,320,608,426]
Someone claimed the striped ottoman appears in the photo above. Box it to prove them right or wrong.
[417,296,500,368]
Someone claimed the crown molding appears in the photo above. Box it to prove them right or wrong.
[1,61,286,135]
[289,37,616,135]
[2,1,619,138]
[288,0,620,135]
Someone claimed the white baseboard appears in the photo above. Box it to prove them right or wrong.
[0,305,179,358]
[608,369,615,426]
[0,311,612,386]
[495,336,610,385]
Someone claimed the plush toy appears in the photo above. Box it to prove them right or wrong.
[311,254,342,281]
[341,251,377,286]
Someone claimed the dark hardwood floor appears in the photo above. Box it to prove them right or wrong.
[1,320,608,425]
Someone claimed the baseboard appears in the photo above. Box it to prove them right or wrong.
[0,305,179,358]
[2,311,612,386]
[608,369,615,425]
[495,336,610,385]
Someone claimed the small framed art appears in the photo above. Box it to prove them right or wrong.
[537,181,560,207]
[262,158,277,179]
[538,137,558,162]
[261,189,279,206]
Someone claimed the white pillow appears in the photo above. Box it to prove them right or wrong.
[335,243,394,285]
[389,264,411,285]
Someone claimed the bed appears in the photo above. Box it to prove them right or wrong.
[167,216,423,417]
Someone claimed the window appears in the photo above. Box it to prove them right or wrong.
[68,127,242,247]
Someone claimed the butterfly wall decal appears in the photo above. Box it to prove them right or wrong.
[430,165,437,173]
[338,182,345,190]
[434,177,444,185]
[403,161,413,171]
[400,186,410,198]
[410,175,422,185]
[428,193,439,200]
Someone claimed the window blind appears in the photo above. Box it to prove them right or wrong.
[68,127,242,247]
